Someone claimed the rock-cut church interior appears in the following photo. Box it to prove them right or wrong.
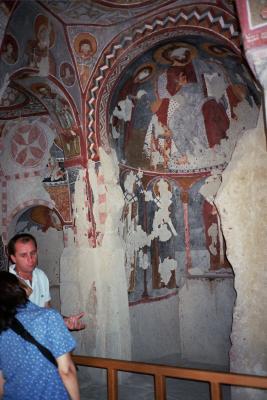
[0,0,266,399]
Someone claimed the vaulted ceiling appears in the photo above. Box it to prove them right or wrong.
[0,0,240,165]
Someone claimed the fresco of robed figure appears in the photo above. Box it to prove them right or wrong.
[109,37,259,173]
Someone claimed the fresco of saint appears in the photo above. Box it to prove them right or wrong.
[26,15,56,75]
[73,32,97,90]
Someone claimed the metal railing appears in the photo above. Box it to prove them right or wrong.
[72,355,267,400]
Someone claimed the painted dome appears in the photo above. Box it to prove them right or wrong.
[109,35,261,174]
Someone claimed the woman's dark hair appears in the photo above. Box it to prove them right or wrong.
[7,233,37,257]
[0,271,28,333]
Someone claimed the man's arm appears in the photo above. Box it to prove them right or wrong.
[44,301,85,331]
[57,353,80,400]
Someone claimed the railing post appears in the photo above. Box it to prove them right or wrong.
[210,382,222,400]
[154,374,166,400]
[107,368,118,400]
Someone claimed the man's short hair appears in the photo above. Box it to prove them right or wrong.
[7,233,37,257]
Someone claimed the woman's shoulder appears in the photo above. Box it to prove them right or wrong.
[18,301,58,318]
[18,302,64,328]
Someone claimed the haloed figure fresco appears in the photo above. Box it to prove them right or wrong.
[110,36,260,303]
[109,39,255,173]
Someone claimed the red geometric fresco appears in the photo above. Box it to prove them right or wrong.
[11,123,48,167]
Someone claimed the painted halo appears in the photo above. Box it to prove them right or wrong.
[60,62,75,86]
[34,14,56,48]
[152,178,172,198]
[1,34,18,65]
[201,42,239,58]
[31,82,53,97]
[153,42,197,66]
[74,32,97,59]
[133,63,155,84]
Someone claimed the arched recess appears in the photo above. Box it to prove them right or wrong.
[86,2,241,159]
[85,4,260,364]
[91,4,259,285]
[6,200,64,311]
[5,67,86,164]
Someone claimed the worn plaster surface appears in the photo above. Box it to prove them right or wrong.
[130,294,181,361]
[60,152,131,383]
[216,109,267,400]
[179,277,235,366]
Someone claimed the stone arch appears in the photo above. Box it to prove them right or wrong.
[86,3,241,160]
[91,11,260,365]
[96,26,259,285]
[7,68,84,162]
[3,199,54,244]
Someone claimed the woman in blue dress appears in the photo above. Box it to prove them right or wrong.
[0,271,80,400]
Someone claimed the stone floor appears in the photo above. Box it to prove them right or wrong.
[78,354,231,400]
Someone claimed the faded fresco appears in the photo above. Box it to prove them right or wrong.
[16,206,63,233]
[110,36,260,302]
[119,168,234,303]
[26,14,56,74]
[0,1,261,304]
[236,0,267,49]
[1,34,19,65]
[73,32,97,90]
[0,0,265,380]
[110,36,260,173]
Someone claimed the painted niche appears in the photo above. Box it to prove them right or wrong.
[119,170,233,303]
[109,36,261,303]
[109,36,261,173]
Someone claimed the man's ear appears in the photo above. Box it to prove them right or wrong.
[10,254,16,264]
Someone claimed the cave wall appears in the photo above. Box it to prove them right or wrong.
[0,1,265,382]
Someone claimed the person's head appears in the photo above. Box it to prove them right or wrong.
[167,47,191,65]
[64,65,71,77]
[38,24,49,43]
[136,67,150,81]
[38,86,51,97]
[6,42,14,55]
[0,271,28,333]
[7,233,38,274]
[79,39,92,56]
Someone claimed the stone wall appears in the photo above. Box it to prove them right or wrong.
[216,110,267,399]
